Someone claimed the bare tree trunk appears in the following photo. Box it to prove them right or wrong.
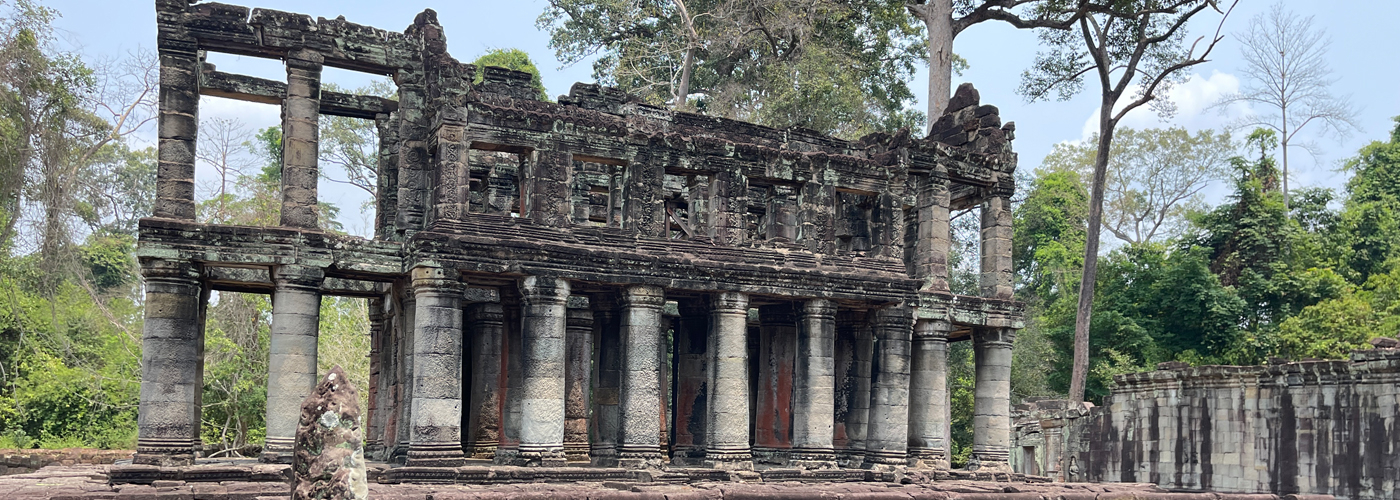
[672,0,698,111]
[677,46,694,110]
[1068,102,1115,403]
[1280,105,1289,212]
[913,0,955,130]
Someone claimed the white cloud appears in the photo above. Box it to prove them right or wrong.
[1079,71,1250,140]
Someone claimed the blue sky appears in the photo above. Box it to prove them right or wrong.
[44,0,1400,237]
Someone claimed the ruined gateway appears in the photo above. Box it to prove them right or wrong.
[135,0,1025,477]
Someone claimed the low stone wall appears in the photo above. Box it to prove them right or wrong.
[0,449,133,475]
[1013,346,1400,500]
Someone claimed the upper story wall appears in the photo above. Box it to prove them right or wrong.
[150,0,1022,307]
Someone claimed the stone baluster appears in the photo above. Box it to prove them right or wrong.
[704,291,753,470]
[262,265,324,463]
[618,285,666,468]
[405,266,466,467]
[134,259,204,466]
[908,319,951,469]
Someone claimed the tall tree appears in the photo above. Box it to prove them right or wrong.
[1214,2,1360,212]
[1041,127,1234,244]
[1018,0,1235,402]
[538,0,928,138]
[904,0,1077,126]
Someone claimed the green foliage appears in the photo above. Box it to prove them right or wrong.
[538,0,927,138]
[1040,127,1233,244]
[471,48,550,101]
[1013,169,1087,302]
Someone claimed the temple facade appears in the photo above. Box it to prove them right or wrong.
[135,0,1025,474]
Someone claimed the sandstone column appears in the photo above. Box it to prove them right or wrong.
[365,298,388,457]
[153,48,199,220]
[564,298,595,462]
[972,327,1015,471]
[670,301,710,465]
[980,194,1013,299]
[262,265,324,463]
[134,259,203,466]
[915,172,951,291]
[406,266,466,467]
[590,293,622,466]
[839,311,873,468]
[865,306,913,469]
[618,285,665,468]
[465,302,505,459]
[280,49,323,229]
[755,304,797,461]
[908,319,951,469]
[392,288,416,464]
[704,292,752,470]
[791,299,837,469]
[517,276,570,466]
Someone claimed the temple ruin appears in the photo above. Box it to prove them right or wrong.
[134,0,1024,478]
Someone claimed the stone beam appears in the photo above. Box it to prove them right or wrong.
[199,70,399,120]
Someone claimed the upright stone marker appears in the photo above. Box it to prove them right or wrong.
[293,366,368,500]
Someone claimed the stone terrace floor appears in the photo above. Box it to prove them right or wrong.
[0,463,1319,500]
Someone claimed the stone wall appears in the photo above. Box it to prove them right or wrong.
[0,449,133,475]
[1013,345,1400,500]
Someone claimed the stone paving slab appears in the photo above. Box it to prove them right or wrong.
[0,465,1328,500]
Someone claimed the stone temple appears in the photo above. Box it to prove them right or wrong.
[134,0,1024,477]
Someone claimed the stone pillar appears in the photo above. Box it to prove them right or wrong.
[134,259,203,466]
[865,306,913,469]
[392,288,416,464]
[280,49,323,229]
[908,319,951,469]
[262,266,324,463]
[670,302,709,465]
[837,311,873,468]
[466,302,505,459]
[517,276,570,466]
[395,68,429,237]
[980,194,1013,299]
[791,299,837,469]
[704,292,752,470]
[564,299,595,462]
[755,304,797,461]
[590,294,622,466]
[494,302,524,464]
[406,267,466,467]
[618,285,665,468]
[153,49,199,220]
[915,172,951,291]
[365,298,388,457]
[432,121,466,222]
[972,327,1015,471]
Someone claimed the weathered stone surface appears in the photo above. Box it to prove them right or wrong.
[293,366,368,500]
[1016,348,1400,500]
[138,0,1031,481]
[0,463,1332,500]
